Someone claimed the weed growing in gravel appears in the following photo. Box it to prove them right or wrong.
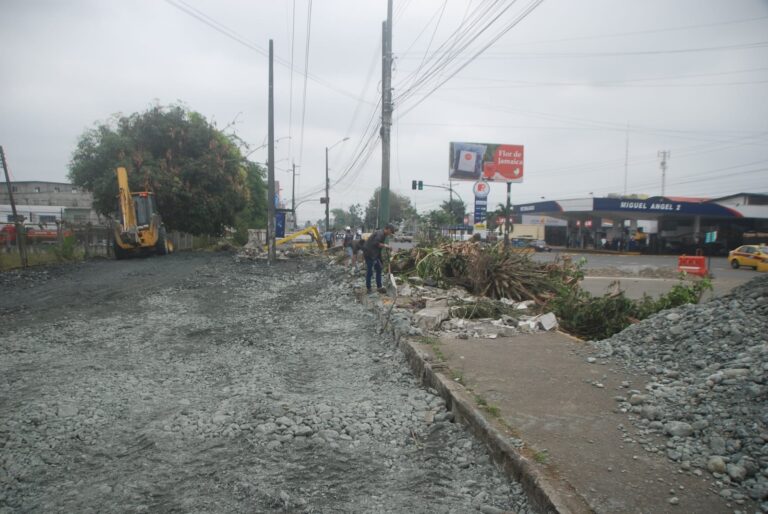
[417,336,446,361]
[533,450,549,463]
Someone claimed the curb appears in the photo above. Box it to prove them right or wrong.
[355,288,592,514]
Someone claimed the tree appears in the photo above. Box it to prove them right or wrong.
[362,189,418,229]
[232,161,267,244]
[487,203,508,231]
[440,198,466,225]
[68,104,253,236]
[331,203,363,229]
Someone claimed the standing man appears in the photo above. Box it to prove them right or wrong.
[363,223,397,294]
[323,228,334,249]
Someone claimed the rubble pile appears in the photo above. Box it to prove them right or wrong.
[591,274,768,504]
[372,278,560,338]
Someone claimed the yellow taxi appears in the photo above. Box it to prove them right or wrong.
[728,244,768,270]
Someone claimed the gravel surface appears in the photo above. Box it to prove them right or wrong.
[0,252,533,513]
[591,274,768,511]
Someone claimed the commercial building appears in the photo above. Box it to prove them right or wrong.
[512,193,768,254]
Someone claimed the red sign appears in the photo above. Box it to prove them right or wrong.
[482,145,524,183]
[449,142,524,183]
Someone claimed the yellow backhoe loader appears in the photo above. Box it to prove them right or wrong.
[112,166,172,259]
[266,225,325,251]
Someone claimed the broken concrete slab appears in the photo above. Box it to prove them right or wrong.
[413,306,451,331]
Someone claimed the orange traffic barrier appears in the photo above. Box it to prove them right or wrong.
[677,255,708,277]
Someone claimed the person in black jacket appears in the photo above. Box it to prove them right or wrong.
[362,224,396,293]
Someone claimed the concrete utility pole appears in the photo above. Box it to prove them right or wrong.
[0,146,28,267]
[504,182,512,250]
[267,39,276,263]
[658,150,670,196]
[325,146,330,231]
[623,123,629,196]
[378,0,393,229]
[291,162,296,230]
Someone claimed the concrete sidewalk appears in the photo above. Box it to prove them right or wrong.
[413,331,742,513]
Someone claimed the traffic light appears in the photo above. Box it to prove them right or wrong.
[418,180,423,190]
[412,180,417,190]
[412,180,424,190]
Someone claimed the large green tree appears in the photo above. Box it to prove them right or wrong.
[362,188,418,230]
[68,104,253,235]
[232,161,267,244]
[440,198,467,225]
[331,203,363,230]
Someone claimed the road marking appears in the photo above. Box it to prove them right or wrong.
[584,276,674,281]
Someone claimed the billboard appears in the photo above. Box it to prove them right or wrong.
[449,142,524,182]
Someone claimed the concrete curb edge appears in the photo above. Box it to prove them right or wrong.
[355,288,592,514]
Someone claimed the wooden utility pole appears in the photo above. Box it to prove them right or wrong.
[267,39,276,263]
[0,146,28,267]
[378,0,393,229]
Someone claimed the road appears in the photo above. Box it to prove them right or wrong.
[0,253,532,513]
[530,250,757,298]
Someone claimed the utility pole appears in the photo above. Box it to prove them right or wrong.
[658,150,670,196]
[325,146,330,231]
[378,0,393,229]
[623,123,629,196]
[504,182,511,250]
[267,39,276,263]
[291,162,296,230]
[448,180,454,224]
[0,146,27,267]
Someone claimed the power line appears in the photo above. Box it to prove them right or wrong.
[162,0,374,106]
[287,0,296,161]
[397,40,768,59]
[298,0,313,168]
[396,0,546,119]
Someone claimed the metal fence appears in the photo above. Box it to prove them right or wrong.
[1,222,220,268]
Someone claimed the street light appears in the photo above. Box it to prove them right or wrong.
[325,137,349,231]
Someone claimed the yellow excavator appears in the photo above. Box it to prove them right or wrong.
[266,225,325,251]
[113,166,172,259]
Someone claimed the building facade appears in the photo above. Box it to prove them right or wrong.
[0,181,103,225]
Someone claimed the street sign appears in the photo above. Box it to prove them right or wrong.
[705,231,717,243]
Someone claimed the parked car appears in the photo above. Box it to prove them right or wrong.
[528,239,551,252]
[728,244,768,269]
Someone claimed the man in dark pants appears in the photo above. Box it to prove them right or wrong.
[363,224,396,294]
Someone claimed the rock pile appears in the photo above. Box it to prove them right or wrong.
[591,274,768,507]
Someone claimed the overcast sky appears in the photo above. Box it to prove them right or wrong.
[2,0,767,223]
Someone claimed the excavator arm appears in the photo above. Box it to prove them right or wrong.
[268,225,325,251]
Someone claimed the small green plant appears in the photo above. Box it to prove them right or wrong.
[450,370,464,383]
[417,336,445,361]
[486,405,501,418]
[52,236,78,261]
[533,450,549,463]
